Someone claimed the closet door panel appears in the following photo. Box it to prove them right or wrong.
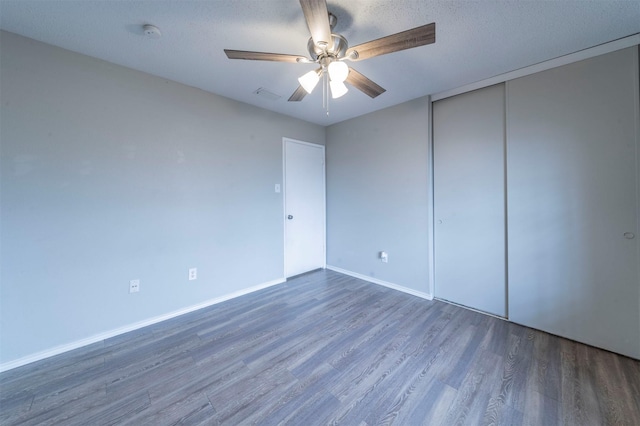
[434,84,506,317]
[507,47,640,358]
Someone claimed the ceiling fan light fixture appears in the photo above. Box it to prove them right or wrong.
[328,60,349,82]
[224,1,435,108]
[298,69,320,93]
[330,80,348,99]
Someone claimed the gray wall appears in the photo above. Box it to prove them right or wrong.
[326,97,431,294]
[0,31,325,365]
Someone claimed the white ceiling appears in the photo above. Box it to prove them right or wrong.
[1,1,639,126]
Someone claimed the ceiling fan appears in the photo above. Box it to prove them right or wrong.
[224,0,436,102]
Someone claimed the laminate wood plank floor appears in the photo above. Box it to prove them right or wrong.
[1,269,639,425]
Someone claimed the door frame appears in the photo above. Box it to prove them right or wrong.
[282,137,327,278]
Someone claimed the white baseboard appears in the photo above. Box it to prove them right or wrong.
[326,265,433,301]
[0,277,286,373]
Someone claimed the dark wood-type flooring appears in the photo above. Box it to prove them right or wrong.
[1,269,639,425]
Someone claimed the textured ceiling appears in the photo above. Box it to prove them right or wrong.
[1,1,639,126]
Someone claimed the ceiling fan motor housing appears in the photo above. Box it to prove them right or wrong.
[307,34,348,62]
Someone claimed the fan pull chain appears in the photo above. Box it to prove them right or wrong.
[326,72,330,115]
[322,71,327,113]
[321,71,330,115]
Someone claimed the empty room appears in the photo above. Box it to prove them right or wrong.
[1,0,639,424]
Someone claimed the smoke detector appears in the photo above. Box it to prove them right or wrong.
[143,24,161,39]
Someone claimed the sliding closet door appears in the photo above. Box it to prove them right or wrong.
[433,84,506,317]
[508,47,640,359]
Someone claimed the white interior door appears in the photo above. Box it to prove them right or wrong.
[284,138,325,277]
[433,84,507,317]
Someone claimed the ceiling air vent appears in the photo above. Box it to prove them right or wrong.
[254,88,281,101]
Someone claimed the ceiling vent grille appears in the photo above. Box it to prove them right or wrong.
[254,88,281,101]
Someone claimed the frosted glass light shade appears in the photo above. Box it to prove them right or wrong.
[330,80,348,99]
[328,61,349,82]
[298,70,320,94]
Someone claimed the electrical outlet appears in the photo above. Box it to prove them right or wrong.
[275,184,281,193]
[129,279,140,293]
[189,268,197,281]
[380,251,389,263]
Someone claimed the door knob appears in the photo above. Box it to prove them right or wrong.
[624,232,635,239]
[287,215,294,220]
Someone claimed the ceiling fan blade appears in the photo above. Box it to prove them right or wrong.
[346,22,435,61]
[288,85,308,102]
[224,49,307,63]
[299,0,332,48]
[345,68,386,98]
